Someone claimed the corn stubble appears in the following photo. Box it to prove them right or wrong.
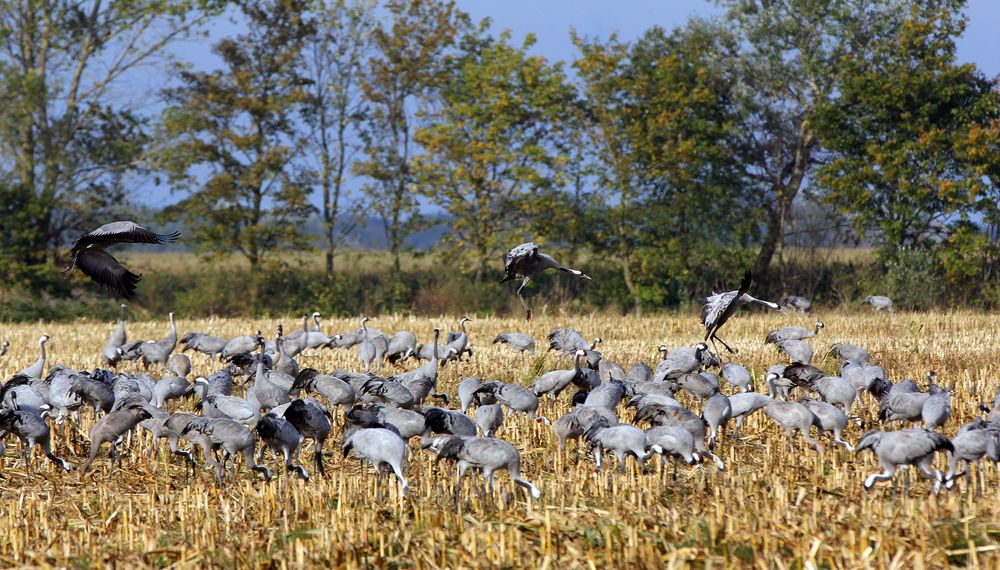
[0,311,998,568]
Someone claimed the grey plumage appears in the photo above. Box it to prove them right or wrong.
[168,353,191,379]
[800,397,853,451]
[780,295,812,313]
[777,339,814,365]
[864,295,895,314]
[386,331,418,364]
[584,418,653,471]
[82,403,153,474]
[765,400,823,452]
[475,404,504,437]
[13,335,50,382]
[0,408,71,471]
[63,221,179,298]
[829,343,870,364]
[856,428,952,492]
[103,304,128,367]
[342,426,409,495]
[182,417,273,483]
[500,242,591,320]
[282,398,333,476]
[424,407,477,437]
[720,363,753,393]
[222,331,263,362]
[473,381,546,422]
[134,312,178,369]
[552,406,618,451]
[703,392,732,450]
[728,392,772,438]
[492,332,535,355]
[701,270,780,354]
[181,332,228,361]
[765,322,824,344]
[256,413,309,480]
[432,435,541,500]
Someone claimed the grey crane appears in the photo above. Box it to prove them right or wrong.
[626,362,652,383]
[271,325,299,377]
[12,335,50,382]
[222,331,264,362]
[811,375,857,412]
[922,371,951,430]
[944,420,999,491]
[181,332,228,361]
[654,344,719,381]
[532,349,590,400]
[701,270,780,354]
[547,328,602,366]
[828,343,870,363]
[386,331,418,364]
[432,435,541,501]
[800,397,853,451]
[182,417,273,483]
[361,403,426,439]
[69,373,114,416]
[247,343,290,411]
[138,410,198,469]
[2,384,50,416]
[720,363,753,393]
[342,426,410,496]
[290,369,356,418]
[357,377,416,409]
[0,408,72,472]
[103,304,128,367]
[671,371,720,402]
[475,404,504,437]
[63,221,179,298]
[553,406,619,451]
[584,417,654,471]
[282,398,332,476]
[424,407,477,437]
[764,399,823,452]
[780,295,812,313]
[840,360,883,391]
[194,370,234,399]
[168,353,191,379]
[473,381,548,423]
[196,380,261,426]
[458,377,488,413]
[728,392,773,438]
[392,329,450,405]
[876,378,928,425]
[128,312,177,369]
[856,428,952,492]
[645,426,700,478]
[500,242,591,320]
[765,322,824,344]
[492,332,535,355]
[256,413,309,481]
[81,403,153,475]
[703,392,732,450]
[152,375,192,409]
[445,317,473,362]
[357,317,379,373]
[864,295,894,313]
[777,339,814,365]
[583,379,627,411]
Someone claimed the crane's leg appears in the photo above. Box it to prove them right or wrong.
[711,333,737,354]
[517,277,532,320]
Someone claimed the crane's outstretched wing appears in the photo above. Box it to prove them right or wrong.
[74,249,142,298]
[72,221,180,250]
[503,242,537,271]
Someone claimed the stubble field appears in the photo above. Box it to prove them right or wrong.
[0,310,998,568]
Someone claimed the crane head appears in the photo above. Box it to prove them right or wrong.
[815,322,825,329]
[40,334,50,343]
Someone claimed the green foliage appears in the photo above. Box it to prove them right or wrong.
[157,0,316,274]
[881,247,945,311]
[814,2,1000,255]
[355,0,470,271]
[414,27,577,276]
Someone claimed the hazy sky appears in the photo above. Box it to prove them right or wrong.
[141,1,1000,206]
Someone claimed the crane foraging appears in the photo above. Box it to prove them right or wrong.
[500,242,590,320]
[701,270,780,354]
[63,221,179,298]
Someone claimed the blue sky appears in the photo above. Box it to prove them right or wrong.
[139,1,1000,206]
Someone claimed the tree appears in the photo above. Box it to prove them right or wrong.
[302,0,376,275]
[157,0,315,292]
[574,25,748,311]
[814,2,1000,256]
[718,0,913,279]
[0,0,223,271]
[414,27,576,277]
[355,0,468,272]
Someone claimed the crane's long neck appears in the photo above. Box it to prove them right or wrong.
[431,330,440,365]
[361,320,368,336]
[574,352,583,374]
[313,314,321,330]
[38,340,46,367]
[460,320,467,335]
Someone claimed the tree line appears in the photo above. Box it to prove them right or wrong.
[1,0,999,316]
